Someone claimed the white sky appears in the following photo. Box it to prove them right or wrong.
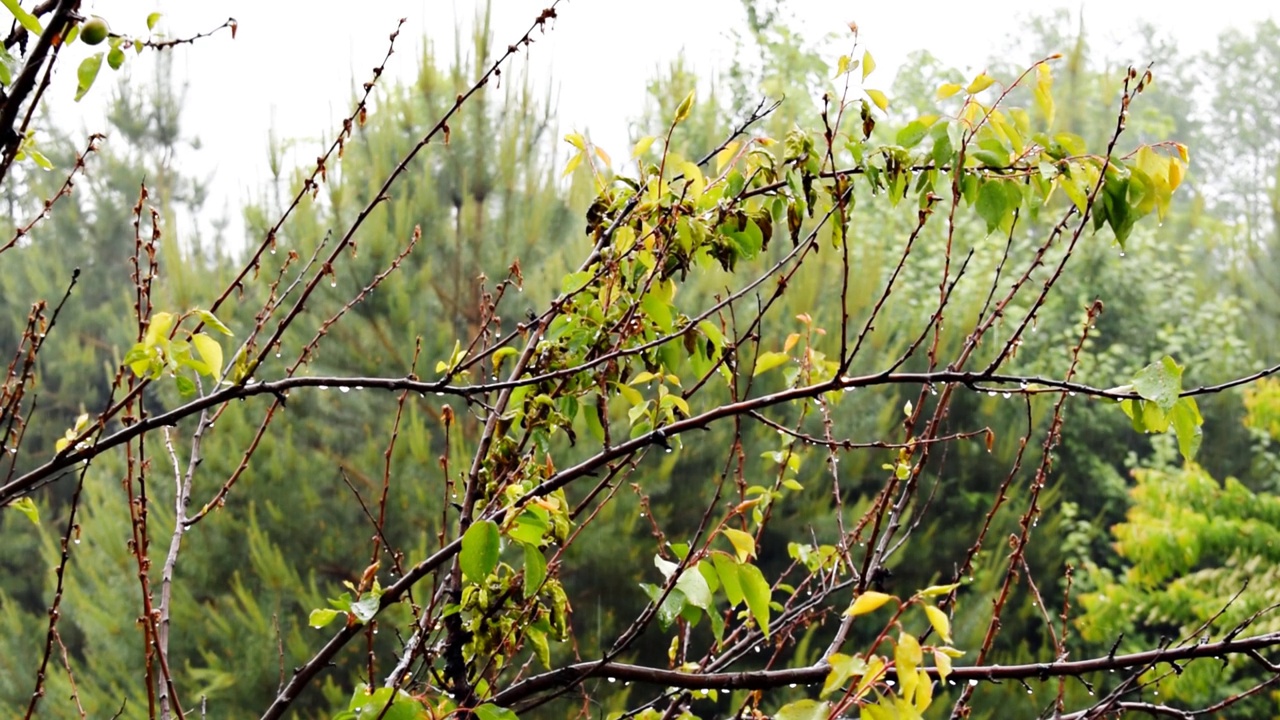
[52,1,1276,246]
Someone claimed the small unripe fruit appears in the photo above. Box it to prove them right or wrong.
[80,17,109,45]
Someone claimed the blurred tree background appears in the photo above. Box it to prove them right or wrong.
[2,1,1279,717]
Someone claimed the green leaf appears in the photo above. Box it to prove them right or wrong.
[510,511,549,546]
[822,652,868,697]
[752,351,790,377]
[654,554,712,609]
[308,608,343,628]
[674,89,695,124]
[711,552,744,606]
[74,53,104,102]
[640,583,686,630]
[146,12,162,31]
[1170,397,1203,463]
[523,544,547,598]
[350,593,378,623]
[10,497,39,525]
[1133,356,1182,411]
[976,180,1007,233]
[191,333,223,379]
[193,309,233,336]
[174,375,197,396]
[25,148,51,170]
[775,699,830,720]
[738,562,771,637]
[1,0,42,35]
[474,704,519,720]
[107,45,125,70]
[460,520,501,582]
[895,120,930,149]
[722,528,756,562]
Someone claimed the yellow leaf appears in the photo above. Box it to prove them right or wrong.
[562,152,583,178]
[632,135,656,159]
[933,649,953,681]
[1034,62,1055,127]
[936,83,963,100]
[563,133,586,151]
[854,656,886,699]
[966,72,996,94]
[917,582,959,598]
[835,54,851,78]
[845,590,895,617]
[1168,157,1184,192]
[897,631,922,667]
[594,145,612,167]
[924,604,952,643]
[865,89,889,112]
[897,633,920,701]
[722,528,756,562]
[913,668,933,712]
[715,140,740,173]
[862,50,876,81]
[783,333,800,353]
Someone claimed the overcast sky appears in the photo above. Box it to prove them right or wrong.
[52,1,1277,245]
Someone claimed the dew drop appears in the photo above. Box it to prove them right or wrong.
[319,385,328,390]
[330,280,337,288]
[607,677,616,683]
[987,390,997,397]
[340,387,351,394]
[1002,392,1011,399]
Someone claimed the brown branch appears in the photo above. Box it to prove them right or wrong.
[488,632,1280,707]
